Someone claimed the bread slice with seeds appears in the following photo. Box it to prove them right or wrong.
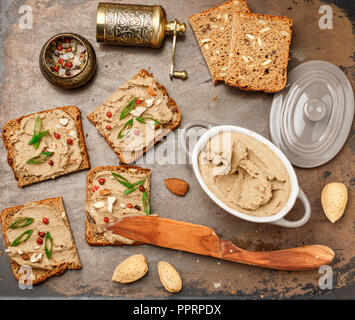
[2,106,90,187]
[189,0,250,84]
[1,197,81,285]
[87,69,181,164]
[85,165,151,246]
[225,13,293,92]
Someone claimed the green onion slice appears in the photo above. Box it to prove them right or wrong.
[117,119,133,139]
[26,151,53,164]
[34,115,41,135]
[10,229,33,247]
[122,180,145,195]
[120,98,137,120]
[123,186,139,195]
[111,172,133,189]
[44,232,53,260]
[10,217,34,229]
[28,116,49,149]
[142,191,150,216]
[111,172,130,183]
[135,117,161,126]
[131,179,146,188]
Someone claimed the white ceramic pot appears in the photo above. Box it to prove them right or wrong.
[180,121,311,228]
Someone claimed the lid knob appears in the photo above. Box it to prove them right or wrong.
[303,99,327,122]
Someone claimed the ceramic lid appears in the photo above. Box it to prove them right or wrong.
[269,60,354,168]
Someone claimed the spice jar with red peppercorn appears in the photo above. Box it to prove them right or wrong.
[40,33,96,89]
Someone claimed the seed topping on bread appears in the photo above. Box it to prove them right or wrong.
[225,13,293,92]
[188,0,250,84]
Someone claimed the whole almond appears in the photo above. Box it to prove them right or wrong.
[112,254,148,284]
[321,182,348,223]
[164,178,189,196]
[158,261,182,293]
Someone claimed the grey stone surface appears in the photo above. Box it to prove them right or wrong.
[0,0,354,299]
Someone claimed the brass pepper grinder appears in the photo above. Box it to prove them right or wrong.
[96,3,187,80]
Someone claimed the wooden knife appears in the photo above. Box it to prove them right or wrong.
[106,216,334,271]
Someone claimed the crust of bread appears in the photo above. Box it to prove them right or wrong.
[188,0,251,85]
[188,0,250,20]
[85,165,150,246]
[0,197,81,285]
[87,69,181,164]
[224,12,293,93]
[2,105,90,187]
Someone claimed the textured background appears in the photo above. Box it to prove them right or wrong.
[0,0,354,299]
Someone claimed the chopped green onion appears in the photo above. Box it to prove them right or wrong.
[111,172,133,189]
[123,180,145,195]
[135,116,161,126]
[10,229,33,247]
[28,116,49,149]
[117,119,133,139]
[10,217,34,229]
[34,115,41,135]
[120,97,137,120]
[26,151,53,164]
[123,186,139,195]
[122,179,146,195]
[131,179,146,188]
[142,191,150,215]
[111,172,130,183]
[44,232,53,260]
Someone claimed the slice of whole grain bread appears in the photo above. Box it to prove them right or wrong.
[189,0,250,84]
[85,165,151,246]
[2,105,90,187]
[87,69,181,164]
[0,197,81,285]
[225,13,293,92]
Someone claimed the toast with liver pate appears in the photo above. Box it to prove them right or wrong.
[2,106,90,187]
[87,69,181,164]
[85,165,151,246]
[1,197,81,285]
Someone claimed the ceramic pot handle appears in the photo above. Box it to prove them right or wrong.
[271,189,311,228]
[180,120,213,158]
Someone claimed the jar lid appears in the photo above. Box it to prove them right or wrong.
[269,60,354,168]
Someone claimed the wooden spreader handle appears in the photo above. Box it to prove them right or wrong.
[218,239,334,271]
